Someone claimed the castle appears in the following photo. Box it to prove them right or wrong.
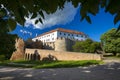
[32,28,88,51]
[10,29,102,61]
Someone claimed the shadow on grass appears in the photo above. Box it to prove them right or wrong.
[0,60,102,69]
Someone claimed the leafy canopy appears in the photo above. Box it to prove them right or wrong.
[25,38,43,49]
[100,28,120,55]
[73,39,101,53]
[0,0,120,32]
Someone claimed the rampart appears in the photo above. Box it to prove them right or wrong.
[55,37,75,51]
[43,42,55,50]
[25,48,102,61]
[42,37,75,52]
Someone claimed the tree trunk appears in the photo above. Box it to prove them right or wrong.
[113,52,117,56]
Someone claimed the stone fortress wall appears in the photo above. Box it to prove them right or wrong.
[43,42,55,50]
[10,38,102,61]
[42,37,75,51]
[25,48,102,61]
[55,37,75,51]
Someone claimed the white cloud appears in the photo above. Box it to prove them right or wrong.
[25,2,79,29]
[20,29,32,35]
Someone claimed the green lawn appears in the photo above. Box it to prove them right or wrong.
[0,60,103,69]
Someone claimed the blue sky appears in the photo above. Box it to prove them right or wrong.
[11,2,118,42]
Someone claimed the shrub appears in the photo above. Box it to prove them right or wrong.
[0,55,6,61]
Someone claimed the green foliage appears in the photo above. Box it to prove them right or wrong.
[73,39,101,53]
[25,38,43,49]
[100,28,120,55]
[0,33,18,59]
[0,0,120,30]
[0,12,18,60]
[0,55,5,61]
[0,60,102,68]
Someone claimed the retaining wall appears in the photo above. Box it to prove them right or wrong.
[25,48,102,61]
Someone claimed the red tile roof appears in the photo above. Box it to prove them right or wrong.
[36,28,84,37]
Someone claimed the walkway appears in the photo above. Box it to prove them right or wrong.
[0,61,120,80]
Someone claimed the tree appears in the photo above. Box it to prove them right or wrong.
[73,39,101,53]
[0,33,18,59]
[0,0,120,30]
[25,38,43,49]
[100,28,120,56]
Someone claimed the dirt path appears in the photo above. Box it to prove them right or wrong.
[103,57,120,63]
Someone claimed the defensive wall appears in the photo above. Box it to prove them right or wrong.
[25,48,102,61]
[42,37,75,51]
[43,42,55,50]
[55,37,75,51]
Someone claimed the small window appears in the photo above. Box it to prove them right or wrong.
[76,34,78,37]
[68,34,70,36]
[60,32,62,35]
[64,33,66,35]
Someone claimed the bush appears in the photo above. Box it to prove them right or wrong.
[25,38,43,49]
[0,34,17,59]
[0,55,6,61]
[73,39,102,53]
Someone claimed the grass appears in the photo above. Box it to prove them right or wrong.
[0,60,103,69]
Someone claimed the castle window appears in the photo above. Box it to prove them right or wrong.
[60,32,62,35]
[81,35,83,37]
[76,34,78,37]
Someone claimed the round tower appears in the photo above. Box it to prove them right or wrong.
[55,37,67,51]
[55,37,75,51]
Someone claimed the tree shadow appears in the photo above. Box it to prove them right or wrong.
[42,54,57,61]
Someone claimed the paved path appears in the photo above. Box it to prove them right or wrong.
[0,61,120,80]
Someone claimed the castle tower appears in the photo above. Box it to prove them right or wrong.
[55,37,75,51]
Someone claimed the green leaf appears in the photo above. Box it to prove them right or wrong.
[101,0,107,8]
[8,19,16,31]
[39,11,44,19]
[35,20,39,24]
[39,18,43,24]
[0,8,7,17]
[31,13,37,19]
[85,16,91,24]
[114,13,120,24]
